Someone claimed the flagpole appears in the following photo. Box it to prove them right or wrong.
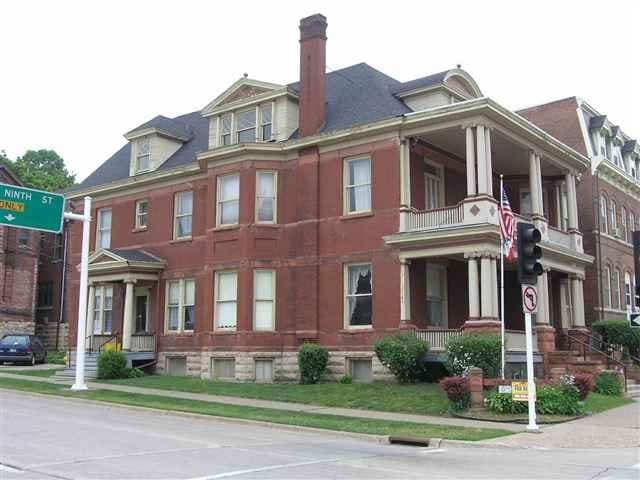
[500,174,506,380]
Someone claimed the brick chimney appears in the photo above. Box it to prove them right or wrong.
[298,14,327,137]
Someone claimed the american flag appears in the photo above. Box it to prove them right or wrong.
[500,186,516,261]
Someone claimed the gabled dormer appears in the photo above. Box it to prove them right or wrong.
[125,116,192,176]
[201,77,299,149]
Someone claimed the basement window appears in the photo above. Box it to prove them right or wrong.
[212,358,236,380]
[349,358,373,383]
[255,359,274,382]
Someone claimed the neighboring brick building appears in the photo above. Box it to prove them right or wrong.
[519,98,640,327]
[0,165,39,337]
[63,14,596,381]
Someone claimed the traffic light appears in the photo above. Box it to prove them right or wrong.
[517,222,543,285]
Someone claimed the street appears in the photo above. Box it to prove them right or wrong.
[1,390,638,480]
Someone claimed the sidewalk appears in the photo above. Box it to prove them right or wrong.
[0,372,523,432]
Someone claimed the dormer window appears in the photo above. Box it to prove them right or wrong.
[136,138,151,173]
[221,113,232,146]
[236,109,257,143]
[214,102,275,147]
[260,104,272,141]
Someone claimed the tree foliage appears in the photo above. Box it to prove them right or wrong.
[0,149,75,191]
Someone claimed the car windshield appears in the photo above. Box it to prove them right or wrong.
[0,335,29,346]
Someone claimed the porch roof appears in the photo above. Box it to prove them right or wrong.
[86,248,166,281]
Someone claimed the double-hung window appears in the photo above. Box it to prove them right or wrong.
[256,171,276,223]
[603,266,612,309]
[53,234,63,259]
[136,138,151,173]
[624,272,633,310]
[166,279,195,332]
[260,104,273,141]
[600,195,608,233]
[425,161,444,210]
[236,110,256,143]
[135,199,149,229]
[215,271,237,330]
[621,207,627,242]
[220,113,232,146]
[96,208,112,249]
[612,268,621,310]
[345,264,372,328]
[630,212,636,243]
[93,285,113,334]
[611,201,618,234]
[174,191,193,239]
[37,282,53,308]
[344,157,371,214]
[426,264,447,327]
[217,174,240,226]
[254,270,275,331]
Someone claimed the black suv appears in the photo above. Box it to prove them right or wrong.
[0,334,47,366]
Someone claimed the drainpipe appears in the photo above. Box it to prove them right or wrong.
[55,220,69,351]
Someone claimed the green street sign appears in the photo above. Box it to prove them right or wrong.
[0,183,64,233]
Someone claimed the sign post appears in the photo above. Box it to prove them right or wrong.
[522,284,539,432]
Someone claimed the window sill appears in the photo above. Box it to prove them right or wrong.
[163,331,194,336]
[213,224,240,232]
[254,222,279,228]
[170,237,192,244]
[339,326,373,333]
[211,329,238,334]
[340,211,374,221]
[132,227,148,233]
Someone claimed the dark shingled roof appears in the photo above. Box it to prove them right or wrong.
[107,249,163,263]
[390,70,449,95]
[126,115,193,141]
[590,115,607,129]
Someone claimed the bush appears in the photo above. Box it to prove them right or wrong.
[373,332,429,383]
[439,376,470,411]
[485,390,528,414]
[572,374,593,400]
[594,372,622,396]
[46,350,66,365]
[339,375,353,384]
[298,343,329,384]
[486,381,582,416]
[445,334,501,377]
[125,367,145,378]
[97,350,128,379]
[592,320,640,357]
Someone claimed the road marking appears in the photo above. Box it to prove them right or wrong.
[185,457,345,480]
[419,448,446,454]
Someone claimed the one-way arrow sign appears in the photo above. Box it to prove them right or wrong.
[4,214,15,222]
[629,311,640,328]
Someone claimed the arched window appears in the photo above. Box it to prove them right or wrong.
[603,265,612,308]
[631,211,636,242]
[612,268,621,310]
[611,201,618,235]
[621,206,627,241]
[600,195,608,233]
[624,272,633,310]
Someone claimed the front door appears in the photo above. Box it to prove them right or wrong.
[135,291,149,333]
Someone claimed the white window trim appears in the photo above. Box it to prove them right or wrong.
[343,263,373,330]
[214,270,238,331]
[343,156,372,215]
[219,112,234,147]
[96,208,112,250]
[260,102,274,141]
[604,266,612,309]
[426,263,448,327]
[600,195,608,233]
[216,173,240,227]
[135,138,151,173]
[173,191,193,240]
[613,268,622,310]
[611,201,618,233]
[235,108,257,143]
[424,159,445,210]
[135,199,149,230]
[93,285,113,335]
[164,278,195,334]
[253,269,276,331]
[255,170,277,224]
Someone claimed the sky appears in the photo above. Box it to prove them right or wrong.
[1,0,638,183]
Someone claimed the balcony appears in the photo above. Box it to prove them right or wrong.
[404,202,464,231]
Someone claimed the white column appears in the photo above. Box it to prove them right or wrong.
[554,183,562,229]
[468,257,480,319]
[490,257,498,317]
[86,285,95,337]
[565,173,578,230]
[122,280,135,350]
[529,150,541,216]
[400,138,411,207]
[536,270,550,325]
[465,126,476,196]
[481,256,493,318]
[571,276,586,328]
[400,259,411,324]
[476,125,487,194]
[485,127,493,196]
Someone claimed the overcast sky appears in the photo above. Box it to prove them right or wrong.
[1,0,638,182]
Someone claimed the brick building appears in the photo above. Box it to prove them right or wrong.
[0,165,40,337]
[519,98,639,327]
[63,14,597,381]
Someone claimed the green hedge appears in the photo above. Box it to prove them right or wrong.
[97,351,128,379]
[486,382,582,416]
[445,334,501,377]
[592,320,640,357]
[298,343,329,384]
[374,332,429,383]
[594,372,623,396]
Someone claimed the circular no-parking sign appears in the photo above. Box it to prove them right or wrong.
[521,285,538,314]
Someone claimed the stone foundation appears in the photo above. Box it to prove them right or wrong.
[35,322,69,351]
[0,320,35,337]
[155,350,393,383]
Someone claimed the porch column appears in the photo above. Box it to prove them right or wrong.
[465,126,476,196]
[399,138,411,207]
[467,256,480,319]
[570,275,586,328]
[490,257,498,317]
[86,284,95,337]
[480,256,493,318]
[536,270,550,325]
[400,259,411,325]
[529,150,542,216]
[535,269,556,355]
[476,124,488,195]
[122,280,135,350]
[554,182,562,229]
[484,127,493,195]
[565,173,578,230]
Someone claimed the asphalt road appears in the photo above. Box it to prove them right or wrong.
[0,390,638,480]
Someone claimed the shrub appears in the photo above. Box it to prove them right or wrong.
[373,332,429,383]
[125,367,145,378]
[592,320,640,357]
[485,390,528,414]
[445,334,501,377]
[439,376,470,411]
[46,350,66,365]
[339,375,353,384]
[298,343,329,384]
[97,350,128,379]
[536,383,582,415]
[572,374,593,400]
[594,372,622,396]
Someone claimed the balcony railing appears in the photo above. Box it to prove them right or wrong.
[131,333,156,352]
[414,328,462,351]
[547,226,571,249]
[406,202,464,231]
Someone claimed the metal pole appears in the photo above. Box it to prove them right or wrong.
[70,196,91,391]
[524,311,538,431]
[55,221,68,351]
[500,175,506,380]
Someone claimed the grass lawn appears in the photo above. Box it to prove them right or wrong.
[584,393,633,413]
[100,375,451,416]
[1,368,61,377]
[0,377,512,441]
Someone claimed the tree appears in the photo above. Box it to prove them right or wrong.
[4,150,75,191]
